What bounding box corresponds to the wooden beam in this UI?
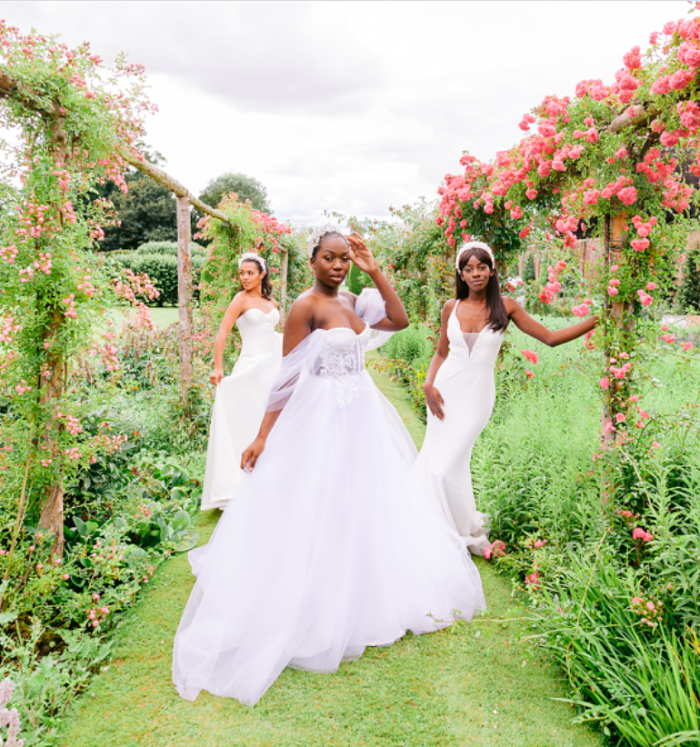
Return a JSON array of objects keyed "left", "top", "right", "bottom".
[{"left": 122, "top": 153, "right": 230, "bottom": 224}]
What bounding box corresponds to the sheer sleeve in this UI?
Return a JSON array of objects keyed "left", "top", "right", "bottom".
[
  {"left": 355, "top": 288, "right": 387, "bottom": 326},
  {"left": 355, "top": 288, "right": 394, "bottom": 351},
  {"left": 266, "top": 331, "right": 323, "bottom": 412}
]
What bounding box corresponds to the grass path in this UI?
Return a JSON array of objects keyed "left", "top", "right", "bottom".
[{"left": 59, "top": 367, "right": 602, "bottom": 747}]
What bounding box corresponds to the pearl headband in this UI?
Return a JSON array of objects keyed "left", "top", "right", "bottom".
[
  {"left": 455, "top": 241, "right": 495, "bottom": 270},
  {"left": 238, "top": 251, "right": 266, "bottom": 273},
  {"left": 307, "top": 223, "right": 346, "bottom": 257}
]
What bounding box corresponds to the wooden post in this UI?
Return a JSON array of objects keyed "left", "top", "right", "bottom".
[
  {"left": 280, "top": 248, "right": 289, "bottom": 324},
  {"left": 600, "top": 212, "right": 628, "bottom": 448},
  {"left": 37, "top": 116, "right": 69, "bottom": 555},
  {"left": 177, "top": 195, "right": 193, "bottom": 400}
]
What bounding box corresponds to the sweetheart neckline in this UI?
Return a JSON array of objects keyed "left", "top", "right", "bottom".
[{"left": 240, "top": 307, "right": 278, "bottom": 319}]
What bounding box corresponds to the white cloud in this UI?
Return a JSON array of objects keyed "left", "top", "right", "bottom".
[{"left": 0, "top": 0, "right": 692, "bottom": 224}]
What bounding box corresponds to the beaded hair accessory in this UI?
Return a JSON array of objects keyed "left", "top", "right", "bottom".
[
  {"left": 238, "top": 251, "right": 266, "bottom": 273},
  {"left": 455, "top": 241, "right": 495, "bottom": 270},
  {"left": 307, "top": 223, "right": 346, "bottom": 257}
]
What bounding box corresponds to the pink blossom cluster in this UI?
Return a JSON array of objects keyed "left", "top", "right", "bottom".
[
  {"left": 632, "top": 527, "right": 654, "bottom": 542},
  {"left": 63, "top": 446, "right": 81, "bottom": 461},
  {"left": 526, "top": 570, "right": 541, "bottom": 589},
  {"left": 0, "top": 316, "right": 20, "bottom": 344},
  {"left": 637, "top": 289, "right": 653, "bottom": 306},
  {"left": 521, "top": 349, "right": 539, "bottom": 365},
  {"left": 63, "top": 293, "right": 78, "bottom": 320},
  {"left": 52, "top": 167, "right": 71, "bottom": 191},
  {"left": 630, "top": 595, "right": 662, "bottom": 628},
  {"left": 14, "top": 380, "right": 31, "bottom": 395},
  {"left": 572, "top": 299, "right": 593, "bottom": 317},
  {"left": 76, "top": 266, "right": 95, "bottom": 297},
  {"left": 539, "top": 262, "right": 565, "bottom": 305},
  {"left": 0, "top": 243, "right": 18, "bottom": 264},
  {"left": 483, "top": 539, "right": 506, "bottom": 561},
  {"left": 87, "top": 603, "right": 110, "bottom": 628}
]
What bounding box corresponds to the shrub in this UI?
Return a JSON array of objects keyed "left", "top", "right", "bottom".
[
  {"left": 679, "top": 245, "right": 700, "bottom": 314},
  {"left": 347, "top": 262, "right": 374, "bottom": 295},
  {"left": 135, "top": 241, "right": 204, "bottom": 256}
]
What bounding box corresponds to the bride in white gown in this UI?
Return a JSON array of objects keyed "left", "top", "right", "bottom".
[
  {"left": 416, "top": 241, "right": 598, "bottom": 554},
  {"left": 200, "top": 252, "right": 282, "bottom": 511},
  {"left": 173, "top": 227, "right": 486, "bottom": 706}
]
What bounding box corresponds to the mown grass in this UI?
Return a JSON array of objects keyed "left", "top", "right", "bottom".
[{"left": 59, "top": 365, "right": 602, "bottom": 747}]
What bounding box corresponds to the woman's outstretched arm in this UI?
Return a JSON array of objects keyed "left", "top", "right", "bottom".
[
  {"left": 504, "top": 297, "right": 598, "bottom": 347},
  {"left": 211, "top": 295, "right": 245, "bottom": 385},
  {"left": 347, "top": 235, "right": 409, "bottom": 331},
  {"left": 423, "top": 300, "right": 456, "bottom": 421}
]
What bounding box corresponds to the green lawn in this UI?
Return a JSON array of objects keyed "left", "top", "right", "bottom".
[{"left": 58, "top": 367, "right": 602, "bottom": 747}]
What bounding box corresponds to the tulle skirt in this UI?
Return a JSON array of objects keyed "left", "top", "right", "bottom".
[{"left": 172, "top": 369, "right": 485, "bottom": 706}]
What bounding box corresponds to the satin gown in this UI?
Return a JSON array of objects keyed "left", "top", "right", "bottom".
[
  {"left": 200, "top": 307, "right": 282, "bottom": 511},
  {"left": 411, "top": 300, "right": 505, "bottom": 555},
  {"left": 173, "top": 290, "right": 486, "bottom": 705}
]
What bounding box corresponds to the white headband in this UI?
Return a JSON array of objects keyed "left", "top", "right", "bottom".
[
  {"left": 307, "top": 223, "right": 346, "bottom": 257},
  {"left": 455, "top": 241, "right": 495, "bottom": 270},
  {"left": 238, "top": 251, "right": 266, "bottom": 273}
]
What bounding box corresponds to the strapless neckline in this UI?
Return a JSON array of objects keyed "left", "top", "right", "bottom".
[{"left": 242, "top": 307, "right": 277, "bottom": 318}]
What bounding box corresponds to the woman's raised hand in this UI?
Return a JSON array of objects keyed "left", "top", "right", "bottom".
[
  {"left": 347, "top": 233, "right": 379, "bottom": 275},
  {"left": 210, "top": 367, "right": 224, "bottom": 386},
  {"left": 424, "top": 383, "right": 445, "bottom": 421}
]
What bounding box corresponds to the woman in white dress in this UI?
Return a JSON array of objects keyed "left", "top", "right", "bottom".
[
  {"left": 416, "top": 241, "right": 598, "bottom": 554},
  {"left": 173, "top": 226, "right": 486, "bottom": 706},
  {"left": 200, "top": 252, "right": 282, "bottom": 511}
]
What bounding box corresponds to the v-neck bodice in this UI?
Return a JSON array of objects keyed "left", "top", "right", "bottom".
[{"left": 447, "top": 301, "right": 504, "bottom": 365}]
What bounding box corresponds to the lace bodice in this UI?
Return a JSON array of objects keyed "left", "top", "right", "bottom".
[{"left": 266, "top": 289, "right": 390, "bottom": 412}]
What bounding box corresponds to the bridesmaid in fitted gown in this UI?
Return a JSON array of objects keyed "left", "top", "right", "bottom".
[
  {"left": 414, "top": 241, "right": 598, "bottom": 554},
  {"left": 201, "top": 252, "right": 282, "bottom": 511}
]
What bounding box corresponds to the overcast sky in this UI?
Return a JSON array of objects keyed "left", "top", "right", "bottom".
[{"left": 2, "top": 1, "right": 692, "bottom": 225}]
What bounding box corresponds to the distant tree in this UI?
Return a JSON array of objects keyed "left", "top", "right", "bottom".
[
  {"left": 679, "top": 245, "right": 700, "bottom": 313},
  {"left": 99, "top": 147, "right": 177, "bottom": 252},
  {"left": 198, "top": 172, "right": 270, "bottom": 213},
  {"left": 523, "top": 253, "right": 536, "bottom": 282}
]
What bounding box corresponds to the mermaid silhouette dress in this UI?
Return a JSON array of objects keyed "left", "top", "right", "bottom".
[
  {"left": 201, "top": 307, "right": 282, "bottom": 511},
  {"left": 173, "top": 290, "right": 486, "bottom": 705},
  {"left": 412, "top": 299, "right": 505, "bottom": 555}
]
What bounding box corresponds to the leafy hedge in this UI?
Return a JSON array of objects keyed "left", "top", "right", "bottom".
[
  {"left": 110, "top": 252, "right": 206, "bottom": 306},
  {"left": 135, "top": 241, "right": 205, "bottom": 256}
]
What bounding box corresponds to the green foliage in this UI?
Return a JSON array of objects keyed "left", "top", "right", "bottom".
[
  {"left": 134, "top": 240, "right": 204, "bottom": 256},
  {"left": 346, "top": 261, "right": 374, "bottom": 295},
  {"left": 198, "top": 172, "right": 270, "bottom": 214},
  {"left": 374, "top": 324, "right": 434, "bottom": 420},
  {"left": 523, "top": 254, "right": 536, "bottom": 283},
  {"left": 99, "top": 170, "right": 178, "bottom": 253},
  {"left": 679, "top": 244, "right": 700, "bottom": 313}
]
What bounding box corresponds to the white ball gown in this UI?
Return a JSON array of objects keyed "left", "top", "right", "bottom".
[
  {"left": 411, "top": 300, "right": 505, "bottom": 555},
  {"left": 200, "top": 307, "right": 282, "bottom": 511},
  {"left": 173, "top": 290, "right": 486, "bottom": 706}
]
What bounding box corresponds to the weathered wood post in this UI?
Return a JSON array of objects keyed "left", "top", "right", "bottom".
[
  {"left": 37, "top": 113, "right": 70, "bottom": 554},
  {"left": 600, "top": 212, "right": 628, "bottom": 447},
  {"left": 176, "top": 195, "right": 193, "bottom": 400},
  {"left": 280, "top": 248, "right": 290, "bottom": 324}
]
